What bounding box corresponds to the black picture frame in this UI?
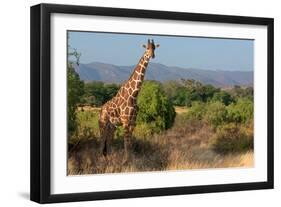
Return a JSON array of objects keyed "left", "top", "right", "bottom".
[{"left": 30, "top": 3, "right": 274, "bottom": 204}]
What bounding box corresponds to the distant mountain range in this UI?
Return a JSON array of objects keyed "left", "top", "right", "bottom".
[{"left": 74, "top": 62, "right": 253, "bottom": 87}]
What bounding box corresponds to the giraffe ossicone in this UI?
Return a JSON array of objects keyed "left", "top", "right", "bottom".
[{"left": 98, "top": 39, "right": 160, "bottom": 160}]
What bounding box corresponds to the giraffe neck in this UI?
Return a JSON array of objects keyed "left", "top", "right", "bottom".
[{"left": 125, "top": 51, "right": 151, "bottom": 97}]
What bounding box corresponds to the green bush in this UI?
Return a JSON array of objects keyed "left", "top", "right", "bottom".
[
  {"left": 133, "top": 123, "right": 159, "bottom": 139},
  {"left": 185, "top": 98, "right": 254, "bottom": 129},
  {"left": 137, "top": 81, "right": 176, "bottom": 131},
  {"left": 205, "top": 101, "right": 228, "bottom": 129},
  {"left": 69, "top": 110, "right": 100, "bottom": 145},
  {"left": 211, "top": 123, "right": 253, "bottom": 154},
  {"left": 227, "top": 98, "right": 253, "bottom": 123},
  {"left": 115, "top": 122, "right": 159, "bottom": 140},
  {"left": 185, "top": 101, "right": 206, "bottom": 121}
]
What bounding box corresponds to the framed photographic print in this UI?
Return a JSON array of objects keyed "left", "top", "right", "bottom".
[{"left": 30, "top": 3, "right": 274, "bottom": 203}]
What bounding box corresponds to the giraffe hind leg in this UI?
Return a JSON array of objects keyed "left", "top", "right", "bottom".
[
  {"left": 99, "top": 120, "right": 107, "bottom": 156},
  {"left": 102, "top": 139, "right": 107, "bottom": 156},
  {"left": 100, "top": 122, "right": 115, "bottom": 156},
  {"left": 105, "top": 125, "right": 115, "bottom": 155}
]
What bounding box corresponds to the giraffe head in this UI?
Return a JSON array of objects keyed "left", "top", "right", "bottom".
[{"left": 142, "top": 39, "right": 160, "bottom": 59}]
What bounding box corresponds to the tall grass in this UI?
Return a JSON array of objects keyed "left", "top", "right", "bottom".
[
  {"left": 69, "top": 109, "right": 100, "bottom": 146},
  {"left": 68, "top": 107, "right": 253, "bottom": 175}
]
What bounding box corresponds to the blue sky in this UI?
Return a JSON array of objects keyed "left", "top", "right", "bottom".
[{"left": 68, "top": 31, "right": 253, "bottom": 71}]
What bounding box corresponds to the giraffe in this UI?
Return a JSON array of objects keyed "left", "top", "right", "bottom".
[{"left": 98, "top": 39, "right": 160, "bottom": 161}]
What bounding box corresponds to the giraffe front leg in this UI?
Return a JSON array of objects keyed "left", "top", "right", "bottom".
[
  {"left": 123, "top": 125, "right": 135, "bottom": 163},
  {"left": 123, "top": 127, "right": 132, "bottom": 163}
]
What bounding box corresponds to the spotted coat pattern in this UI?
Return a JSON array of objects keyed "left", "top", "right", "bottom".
[{"left": 98, "top": 40, "right": 159, "bottom": 159}]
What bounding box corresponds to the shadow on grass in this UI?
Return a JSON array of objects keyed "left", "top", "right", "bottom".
[{"left": 67, "top": 136, "right": 169, "bottom": 175}]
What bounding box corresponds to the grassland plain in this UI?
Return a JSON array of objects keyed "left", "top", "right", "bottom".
[{"left": 67, "top": 106, "right": 253, "bottom": 175}]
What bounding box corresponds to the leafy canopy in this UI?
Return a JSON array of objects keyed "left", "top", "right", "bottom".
[{"left": 137, "top": 81, "right": 176, "bottom": 131}]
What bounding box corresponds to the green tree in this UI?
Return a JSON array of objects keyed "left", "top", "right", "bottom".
[
  {"left": 181, "top": 79, "right": 203, "bottom": 102},
  {"left": 162, "top": 80, "right": 181, "bottom": 99},
  {"left": 163, "top": 79, "right": 221, "bottom": 106},
  {"left": 212, "top": 91, "right": 235, "bottom": 106},
  {"left": 230, "top": 85, "right": 253, "bottom": 100},
  {"left": 244, "top": 87, "right": 254, "bottom": 99},
  {"left": 83, "top": 81, "right": 119, "bottom": 106},
  {"left": 163, "top": 81, "right": 191, "bottom": 106},
  {"left": 137, "top": 81, "right": 176, "bottom": 131},
  {"left": 67, "top": 42, "right": 84, "bottom": 135},
  {"left": 173, "top": 87, "right": 192, "bottom": 106},
  {"left": 180, "top": 79, "right": 221, "bottom": 104},
  {"left": 201, "top": 84, "right": 220, "bottom": 102}
]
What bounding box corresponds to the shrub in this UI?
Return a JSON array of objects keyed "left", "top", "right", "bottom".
[
  {"left": 115, "top": 122, "right": 160, "bottom": 140},
  {"left": 69, "top": 110, "right": 100, "bottom": 145},
  {"left": 205, "top": 101, "right": 228, "bottom": 129},
  {"left": 212, "top": 91, "right": 235, "bottom": 106},
  {"left": 211, "top": 123, "right": 253, "bottom": 154},
  {"left": 137, "top": 81, "right": 176, "bottom": 131},
  {"left": 185, "top": 101, "right": 206, "bottom": 121},
  {"left": 227, "top": 98, "right": 253, "bottom": 123},
  {"left": 133, "top": 123, "right": 159, "bottom": 139}
]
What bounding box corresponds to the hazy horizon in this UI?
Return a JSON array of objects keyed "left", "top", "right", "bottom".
[
  {"left": 79, "top": 61, "right": 253, "bottom": 72},
  {"left": 68, "top": 31, "right": 254, "bottom": 72}
]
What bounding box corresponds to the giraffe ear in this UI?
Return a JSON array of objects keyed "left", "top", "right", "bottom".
[
  {"left": 156, "top": 44, "right": 160, "bottom": 48},
  {"left": 142, "top": 44, "right": 147, "bottom": 48}
]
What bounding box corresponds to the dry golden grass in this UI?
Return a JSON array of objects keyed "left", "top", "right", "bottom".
[
  {"left": 166, "top": 150, "right": 253, "bottom": 170},
  {"left": 77, "top": 105, "right": 101, "bottom": 112},
  {"left": 175, "top": 106, "right": 189, "bottom": 114},
  {"left": 68, "top": 113, "right": 254, "bottom": 175}
]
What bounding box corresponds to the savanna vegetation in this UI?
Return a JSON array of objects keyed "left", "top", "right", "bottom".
[
  {"left": 67, "top": 76, "right": 254, "bottom": 174},
  {"left": 67, "top": 48, "right": 254, "bottom": 175}
]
